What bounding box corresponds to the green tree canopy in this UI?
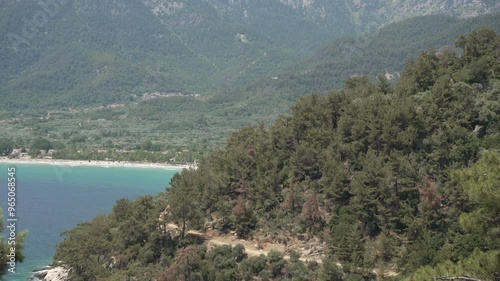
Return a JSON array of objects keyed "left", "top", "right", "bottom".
[
  {"left": 454, "top": 150, "right": 500, "bottom": 250},
  {"left": 0, "top": 138, "right": 13, "bottom": 156},
  {"left": 0, "top": 209, "right": 27, "bottom": 277},
  {"left": 31, "top": 137, "right": 53, "bottom": 151}
]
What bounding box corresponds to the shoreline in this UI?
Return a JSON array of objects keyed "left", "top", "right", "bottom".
[{"left": 0, "top": 157, "right": 190, "bottom": 170}]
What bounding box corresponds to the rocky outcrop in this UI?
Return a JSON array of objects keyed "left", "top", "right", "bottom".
[{"left": 31, "top": 266, "right": 70, "bottom": 281}]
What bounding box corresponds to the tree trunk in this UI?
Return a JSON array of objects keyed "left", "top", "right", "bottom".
[{"left": 181, "top": 220, "right": 186, "bottom": 239}]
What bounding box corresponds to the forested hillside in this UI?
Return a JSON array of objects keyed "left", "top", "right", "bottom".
[
  {"left": 1, "top": 0, "right": 499, "bottom": 114},
  {"left": 249, "top": 14, "right": 500, "bottom": 100},
  {"left": 2, "top": 14, "right": 500, "bottom": 162},
  {"left": 54, "top": 29, "right": 500, "bottom": 280}
]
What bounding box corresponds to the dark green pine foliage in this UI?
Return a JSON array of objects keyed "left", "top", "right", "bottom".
[
  {"left": 0, "top": 138, "right": 14, "bottom": 156},
  {"left": 166, "top": 28, "right": 500, "bottom": 276},
  {"left": 53, "top": 29, "right": 500, "bottom": 280},
  {"left": 0, "top": 210, "right": 27, "bottom": 277}
]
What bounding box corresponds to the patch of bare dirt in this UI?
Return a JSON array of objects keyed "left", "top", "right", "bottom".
[
  {"left": 167, "top": 224, "right": 398, "bottom": 276},
  {"left": 188, "top": 229, "right": 324, "bottom": 264}
]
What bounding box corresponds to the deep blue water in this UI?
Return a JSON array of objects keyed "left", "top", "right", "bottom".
[{"left": 0, "top": 163, "right": 180, "bottom": 281}]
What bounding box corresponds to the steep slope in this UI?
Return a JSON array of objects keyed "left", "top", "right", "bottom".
[
  {"left": 0, "top": 0, "right": 210, "bottom": 111},
  {"left": 52, "top": 28, "right": 500, "bottom": 281},
  {"left": 248, "top": 13, "right": 500, "bottom": 100},
  {"left": 0, "top": 0, "right": 498, "bottom": 113}
]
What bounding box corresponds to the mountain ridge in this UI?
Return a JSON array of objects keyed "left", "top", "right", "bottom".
[
  {"left": 246, "top": 13, "right": 500, "bottom": 101},
  {"left": 1, "top": 0, "right": 499, "bottom": 113}
]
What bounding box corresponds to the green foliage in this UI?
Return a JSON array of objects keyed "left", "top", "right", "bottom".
[
  {"left": 319, "top": 256, "right": 344, "bottom": 281},
  {"left": 0, "top": 209, "right": 27, "bottom": 277},
  {"left": 54, "top": 194, "right": 172, "bottom": 280},
  {"left": 250, "top": 14, "right": 500, "bottom": 100},
  {"left": 55, "top": 214, "right": 115, "bottom": 281},
  {"left": 167, "top": 171, "right": 210, "bottom": 239},
  {"left": 158, "top": 245, "right": 204, "bottom": 281},
  {"left": 164, "top": 28, "right": 500, "bottom": 277},
  {"left": 285, "top": 251, "right": 320, "bottom": 281},
  {"left": 156, "top": 243, "right": 316, "bottom": 281},
  {"left": 268, "top": 250, "right": 286, "bottom": 278},
  {"left": 30, "top": 137, "right": 52, "bottom": 151},
  {"left": 53, "top": 28, "right": 500, "bottom": 280},
  {"left": 404, "top": 249, "right": 500, "bottom": 281},
  {"left": 2, "top": 14, "right": 500, "bottom": 166},
  {"left": 0, "top": 138, "right": 13, "bottom": 156},
  {"left": 2, "top": 0, "right": 409, "bottom": 111},
  {"left": 454, "top": 150, "right": 500, "bottom": 250},
  {"left": 231, "top": 207, "right": 257, "bottom": 239},
  {"left": 240, "top": 254, "right": 268, "bottom": 280}
]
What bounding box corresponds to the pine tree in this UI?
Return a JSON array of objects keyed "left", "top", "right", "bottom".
[
  {"left": 0, "top": 209, "right": 26, "bottom": 277},
  {"left": 301, "top": 190, "right": 322, "bottom": 234},
  {"left": 455, "top": 150, "right": 500, "bottom": 250},
  {"left": 167, "top": 174, "right": 203, "bottom": 239},
  {"left": 231, "top": 177, "right": 257, "bottom": 238}
]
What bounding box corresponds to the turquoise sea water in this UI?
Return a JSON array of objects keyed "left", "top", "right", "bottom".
[{"left": 0, "top": 163, "right": 180, "bottom": 281}]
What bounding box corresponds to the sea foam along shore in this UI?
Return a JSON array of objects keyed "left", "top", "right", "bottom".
[{"left": 0, "top": 157, "right": 190, "bottom": 170}]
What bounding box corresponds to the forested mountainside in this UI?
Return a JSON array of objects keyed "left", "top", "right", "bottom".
[
  {"left": 2, "top": 14, "right": 500, "bottom": 162},
  {"left": 54, "top": 29, "right": 500, "bottom": 281},
  {"left": 1, "top": 0, "right": 499, "bottom": 113},
  {"left": 0, "top": 15, "right": 498, "bottom": 166},
  {"left": 248, "top": 14, "right": 500, "bottom": 100}
]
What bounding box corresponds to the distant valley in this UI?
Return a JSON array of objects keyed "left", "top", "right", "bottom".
[
  {"left": 1, "top": 4, "right": 500, "bottom": 279},
  {"left": 1, "top": 0, "right": 499, "bottom": 113},
  {"left": 0, "top": 1, "right": 499, "bottom": 159}
]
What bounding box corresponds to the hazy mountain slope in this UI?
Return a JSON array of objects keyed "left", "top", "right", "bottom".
[
  {"left": 0, "top": 0, "right": 210, "bottom": 110},
  {"left": 143, "top": 0, "right": 500, "bottom": 54},
  {"left": 49, "top": 28, "right": 500, "bottom": 281},
  {"left": 248, "top": 13, "right": 500, "bottom": 100},
  {"left": 0, "top": 0, "right": 498, "bottom": 113}
]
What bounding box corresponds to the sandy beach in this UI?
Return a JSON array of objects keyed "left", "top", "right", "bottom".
[{"left": 0, "top": 157, "right": 191, "bottom": 170}]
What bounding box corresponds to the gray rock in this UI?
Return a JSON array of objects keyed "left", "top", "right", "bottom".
[{"left": 31, "top": 266, "right": 70, "bottom": 281}]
